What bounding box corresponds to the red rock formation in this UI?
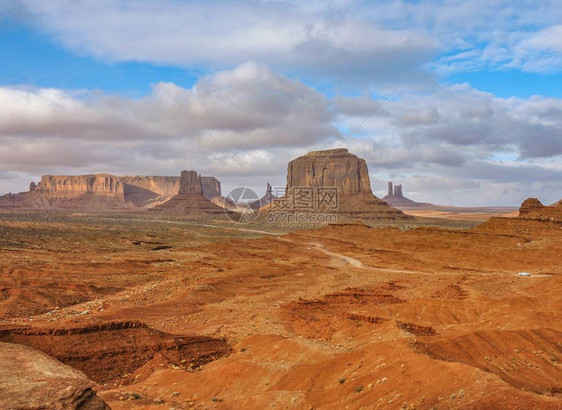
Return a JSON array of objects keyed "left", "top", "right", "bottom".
[
  {"left": 0, "top": 321, "right": 231, "bottom": 385},
  {"left": 518, "top": 197, "right": 561, "bottom": 221},
  {"left": 151, "top": 170, "right": 226, "bottom": 215},
  {"left": 178, "top": 170, "right": 203, "bottom": 195},
  {"left": 382, "top": 181, "right": 430, "bottom": 209},
  {"left": 0, "top": 172, "right": 229, "bottom": 211},
  {"left": 36, "top": 174, "right": 124, "bottom": 196},
  {"left": 0, "top": 174, "right": 129, "bottom": 211},
  {"left": 201, "top": 177, "right": 221, "bottom": 199},
  {"left": 276, "top": 149, "right": 410, "bottom": 220},
  {"left": 519, "top": 198, "right": 544, "bottom": 216},
  {"left": 0, "top": 342, "right": 109, "bottom": 409},
  {"left": 286, "top": 148, "right": 372, "bottom": 196},
  {"left": 249, "top": 182, "right": 277, "bottom": 209}
]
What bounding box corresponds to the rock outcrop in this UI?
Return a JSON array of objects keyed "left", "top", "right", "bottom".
[
  {"left": 179, "top": 170, "right": 203, "bottom": 195},
  {"left": 519, "top": 198, "right": 544, "bottom": 216},
  {"left": 0, "top": 342, "right": 109, "bottom": 410},
  {"left": 381, "top": 181, "right": 432, "bottom": 210},
  {"left": 35, "top": 174, "right": 124, "bottom": 196},
  {"left": 0, "top": 174, "right": 129, "bottom": 211},
  {"left": 151, "top": 170, "right": 226, "bottom": 215},
  {"left": 275, "top": 149, "right": 410, "bottom": 220},
  {"left": 201, "top": 177, "right": 221, "bottom": 199},
  {"left": 476, "top": 197, "right": 562, "bottom": 234},
  {"left": 518, "top": 197, "right": 562, "bottom": 221},
  {"left": 286, "top": 149, "right": 372, "bottom": 196},
  {"left": 250, "top": 182, "right": 277, "bottom": 209},
  {"left": 0, "top": 321, "right": 232, "bottom": 386},
  {"left": 0, "top": 173, "right": 226, "bottom": 211}
]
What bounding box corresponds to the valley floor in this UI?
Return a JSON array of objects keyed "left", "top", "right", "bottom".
[{"left": 0, "top": 212, "right": 560, "bottom": 409}]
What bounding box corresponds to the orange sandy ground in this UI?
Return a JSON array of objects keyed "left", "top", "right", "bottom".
[{"left": 0, "top": 213, "right": 561, "bottom": 409}]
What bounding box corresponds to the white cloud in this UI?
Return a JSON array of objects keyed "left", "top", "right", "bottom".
[
  {"left": 0, "top": 62, "right": 338, "bottom": 143},
  {"left": 3, "top": 0, "right": 562, "bottom": 206},
  {"left": 0, "top": 63, "right": 339, "bottom": 194},
  {"left": 16, "top": 0, "right": 436, "bottom": 86},
  {"left": 335, "top": 82, "right": 562, "bottom": 205}
]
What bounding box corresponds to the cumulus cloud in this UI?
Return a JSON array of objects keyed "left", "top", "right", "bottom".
[
  {"left": 9, "top": 0, "right": 562, "bottom": 80},
  {"left": 14, "top": 0, "right": 436, "bottom": 86},
  {"left": 2, "top": 70, "right": 561, "bottom": 205},
  {"left": 2, "top": 0, "right": 562, "bottom": 209},
  {"left": 0, "top": 62, "right": 338, "bottom": 146},
  {"left": 0, "top": 63, "right": 339, "bottom": 194},
  {"left": 335, "top": 82, "right": 562, "bottom": 205},
  {"left": 374, "top": 84, "right": 562, "bottom": 159}
]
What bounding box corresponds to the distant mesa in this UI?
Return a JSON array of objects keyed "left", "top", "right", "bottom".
[
  {"left": 0, "top": 172, "right": 226, "bottom": 212},
  {"left": 150, "top": 170, "right": 226, "bottom": 215},
  {"left": 274, "top": 148, "right": 410, "bottom": 220},
  {"left": 0, "top": 174, "right": 130, "bottom": 211},
  {"left": 381, "top": 181, "right": 432, "bottom": 210}
]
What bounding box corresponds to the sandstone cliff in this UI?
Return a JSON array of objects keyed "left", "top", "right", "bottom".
[
  {"left": 0, "top": 174, "right": 129, "bottom": 211},
  {"left": 36, "top": 174, "right": 124, "bottom": 196},
  {"left": 201, "top": 176, "right": 221, "bottom": 199},
  {"left": 178, "top": 170, "right": 203, "bottom": 195},
  {"left": 0, "top": 173, "right": 227, "bottom": 211},
  {"left": 277, "top": 149, "right": 410, "bottom": 220},
  {"left": 286, "top": 149, "right": 372, "bottom": 196}
]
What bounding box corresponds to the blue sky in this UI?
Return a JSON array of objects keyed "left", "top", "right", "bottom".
[
  {"left": 3, "top": 18, "right": 562, "bottom": 100},
  {"left": 1, "top": 0, "right": 561, "bottom": 206},
  {"left": 0, "top": 20, "right": 200, "bottom": 96}
]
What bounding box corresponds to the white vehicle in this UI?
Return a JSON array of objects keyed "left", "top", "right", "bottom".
[{"left": 518, "top": 271, "right": 531, "bottom": 276}]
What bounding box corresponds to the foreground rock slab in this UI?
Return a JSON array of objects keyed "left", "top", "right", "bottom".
[{"left": 0, "top": 342, "right": 109, "bottom": 410}]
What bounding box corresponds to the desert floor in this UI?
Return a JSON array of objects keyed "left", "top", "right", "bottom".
[{"left": 0, "top": 211, "right": 560, "bottom": 409}]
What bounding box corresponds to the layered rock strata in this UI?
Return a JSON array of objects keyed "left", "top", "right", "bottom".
[
  {"left": 0, "top": 342, "right": 109, "bottom": 410},
  {"left": 0, "top": 173, "right": 225, "bottom": 211},
  {"left": 277, "top": 149, "right": 410, "bottom": 220}
]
